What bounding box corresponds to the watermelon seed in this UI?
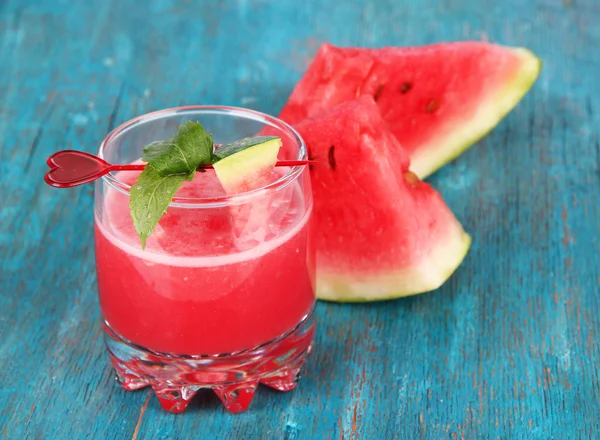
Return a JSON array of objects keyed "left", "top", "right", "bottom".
[
  {"left": 308, "top": 152, "right": 314, "bottom": 171},
  {"left": 373, "top": 85, "right": 384, "bottom": 101},
  {"left": 425, "top": 99, "right": 439, "bottom": 113},
  {"left": 403, "top": 171, "right": 420, "bottom": 186},
  {"left": 399, "top": 82, "right": 413, "bottom": 94},
  {"left": 328, "top": 146, "right": 336, "bottom": 170}
]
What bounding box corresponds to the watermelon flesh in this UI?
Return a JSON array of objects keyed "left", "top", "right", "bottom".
[
  {"left": 294, "top": 95, "right": 471, "bottom": 301},
  {"left": 280, "top": 42, "right": 541, "bottom": 178},
  {"left": 278, "top": 47, "right": 375, "bottom": 126}
]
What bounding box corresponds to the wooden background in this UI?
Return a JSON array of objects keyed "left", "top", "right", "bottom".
[{"left": 1, "top": 0, "right": 598, "bottom": 438}]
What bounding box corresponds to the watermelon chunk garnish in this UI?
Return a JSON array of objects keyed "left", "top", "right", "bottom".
[
  {"left": 213, "top": 137, "right": 284, "bottom": 245},
  {"left": 213, "top": 136, "right": 282, "bottom": 194},
  {"left": 280, "top": 42, "right": 541, "bottom": 178},
  {"left": 294, "top": 96, "right": 471, "bottom": 302}
]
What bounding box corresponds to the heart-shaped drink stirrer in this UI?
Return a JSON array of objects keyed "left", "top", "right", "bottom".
[{"left": 44, "top": 150, "right": 311, "bottom": 188}]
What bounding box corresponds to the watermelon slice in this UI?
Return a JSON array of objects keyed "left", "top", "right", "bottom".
[
  {"left": 294, "top": 95, "right": 471, "bottom": 301},
  {"left": 280, "top": 42, "right": 541, "bottom": 178}
]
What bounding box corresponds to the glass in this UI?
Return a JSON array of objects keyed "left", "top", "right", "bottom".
[{"left": 94, "top": 106, "right": 316, "bottom": 413}]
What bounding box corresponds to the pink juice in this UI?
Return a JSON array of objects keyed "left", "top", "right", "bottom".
[{"left": 95, "top": 169, "right": 315, "bottom": 355}]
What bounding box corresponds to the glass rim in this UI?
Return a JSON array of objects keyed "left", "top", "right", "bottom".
[{"left": 97, "top": 105, "right": 307, "bottom": 208}]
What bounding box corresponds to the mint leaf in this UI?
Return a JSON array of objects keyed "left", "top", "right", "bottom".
[
  {"left": 142, "top": 140, "right": 174, "bottom": 162},
  {"left": 130, "top": 121, "right": 214, "bottom": 248},
  {"left": 143, "top": 121, "right": 213, "bottom": 176},
  {"left": 129, "top": 166, "right": 192, "bottom": 249}
]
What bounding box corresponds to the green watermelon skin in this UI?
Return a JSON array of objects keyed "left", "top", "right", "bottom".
[
  {"left": 280, "top": 42, "right": 541, "bottom": 179},
  {"left": 294, "top": 95, "right": 471, "bottom": 302}
]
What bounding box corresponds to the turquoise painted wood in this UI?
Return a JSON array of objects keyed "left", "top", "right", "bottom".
[{"left": 1, "top": 0, "right": 598, "bottom": 438}]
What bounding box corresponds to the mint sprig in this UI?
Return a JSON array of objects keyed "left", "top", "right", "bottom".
[
  {"left": 142, "top": 121, "right": 213, "bottom": 176},
  {"left": 129, "top": 121, "right": 213, "bottom": 249},
  {"left": 129, "top": 168, "right": 191, "bottom": 249}
]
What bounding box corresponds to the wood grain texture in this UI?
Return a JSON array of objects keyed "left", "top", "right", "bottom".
[{"left": 1, "top": 0, "right": 598, "bottom": 438}]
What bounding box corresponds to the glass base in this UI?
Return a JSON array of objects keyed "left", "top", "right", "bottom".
[{"left": 103, "top": 310, "right": 315, "bottom": 413}]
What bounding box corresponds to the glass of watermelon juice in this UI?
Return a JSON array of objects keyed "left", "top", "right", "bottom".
[{"left": 94, "top": 106, "right": 316, "bottom": 413}]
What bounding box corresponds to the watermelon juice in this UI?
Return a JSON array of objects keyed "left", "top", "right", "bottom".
[
  {"left": 93, "top": 106, "right": 315, "bottom": 413},
  {"left": 95, "top": 169, "right": 315, "bottom": 355}
]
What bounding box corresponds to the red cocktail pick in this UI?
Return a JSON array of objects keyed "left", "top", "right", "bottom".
[{"left": 44, "top": 150, "right": 312, "bottom": 188}]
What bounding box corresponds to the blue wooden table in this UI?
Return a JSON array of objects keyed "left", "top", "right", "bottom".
[{"left": 1, "top": 0, "right": 598, "bottom": 438}]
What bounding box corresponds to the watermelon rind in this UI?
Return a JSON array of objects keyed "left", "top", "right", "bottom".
[
  {"left": 411, "top": 48, "right": 542, "bottom": 178},
  {"left": 317, "top": 221, "right": 472, "bottom": 302},
  {"left": 213, "top": 136, "right": 280, "bottom": 162}
]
